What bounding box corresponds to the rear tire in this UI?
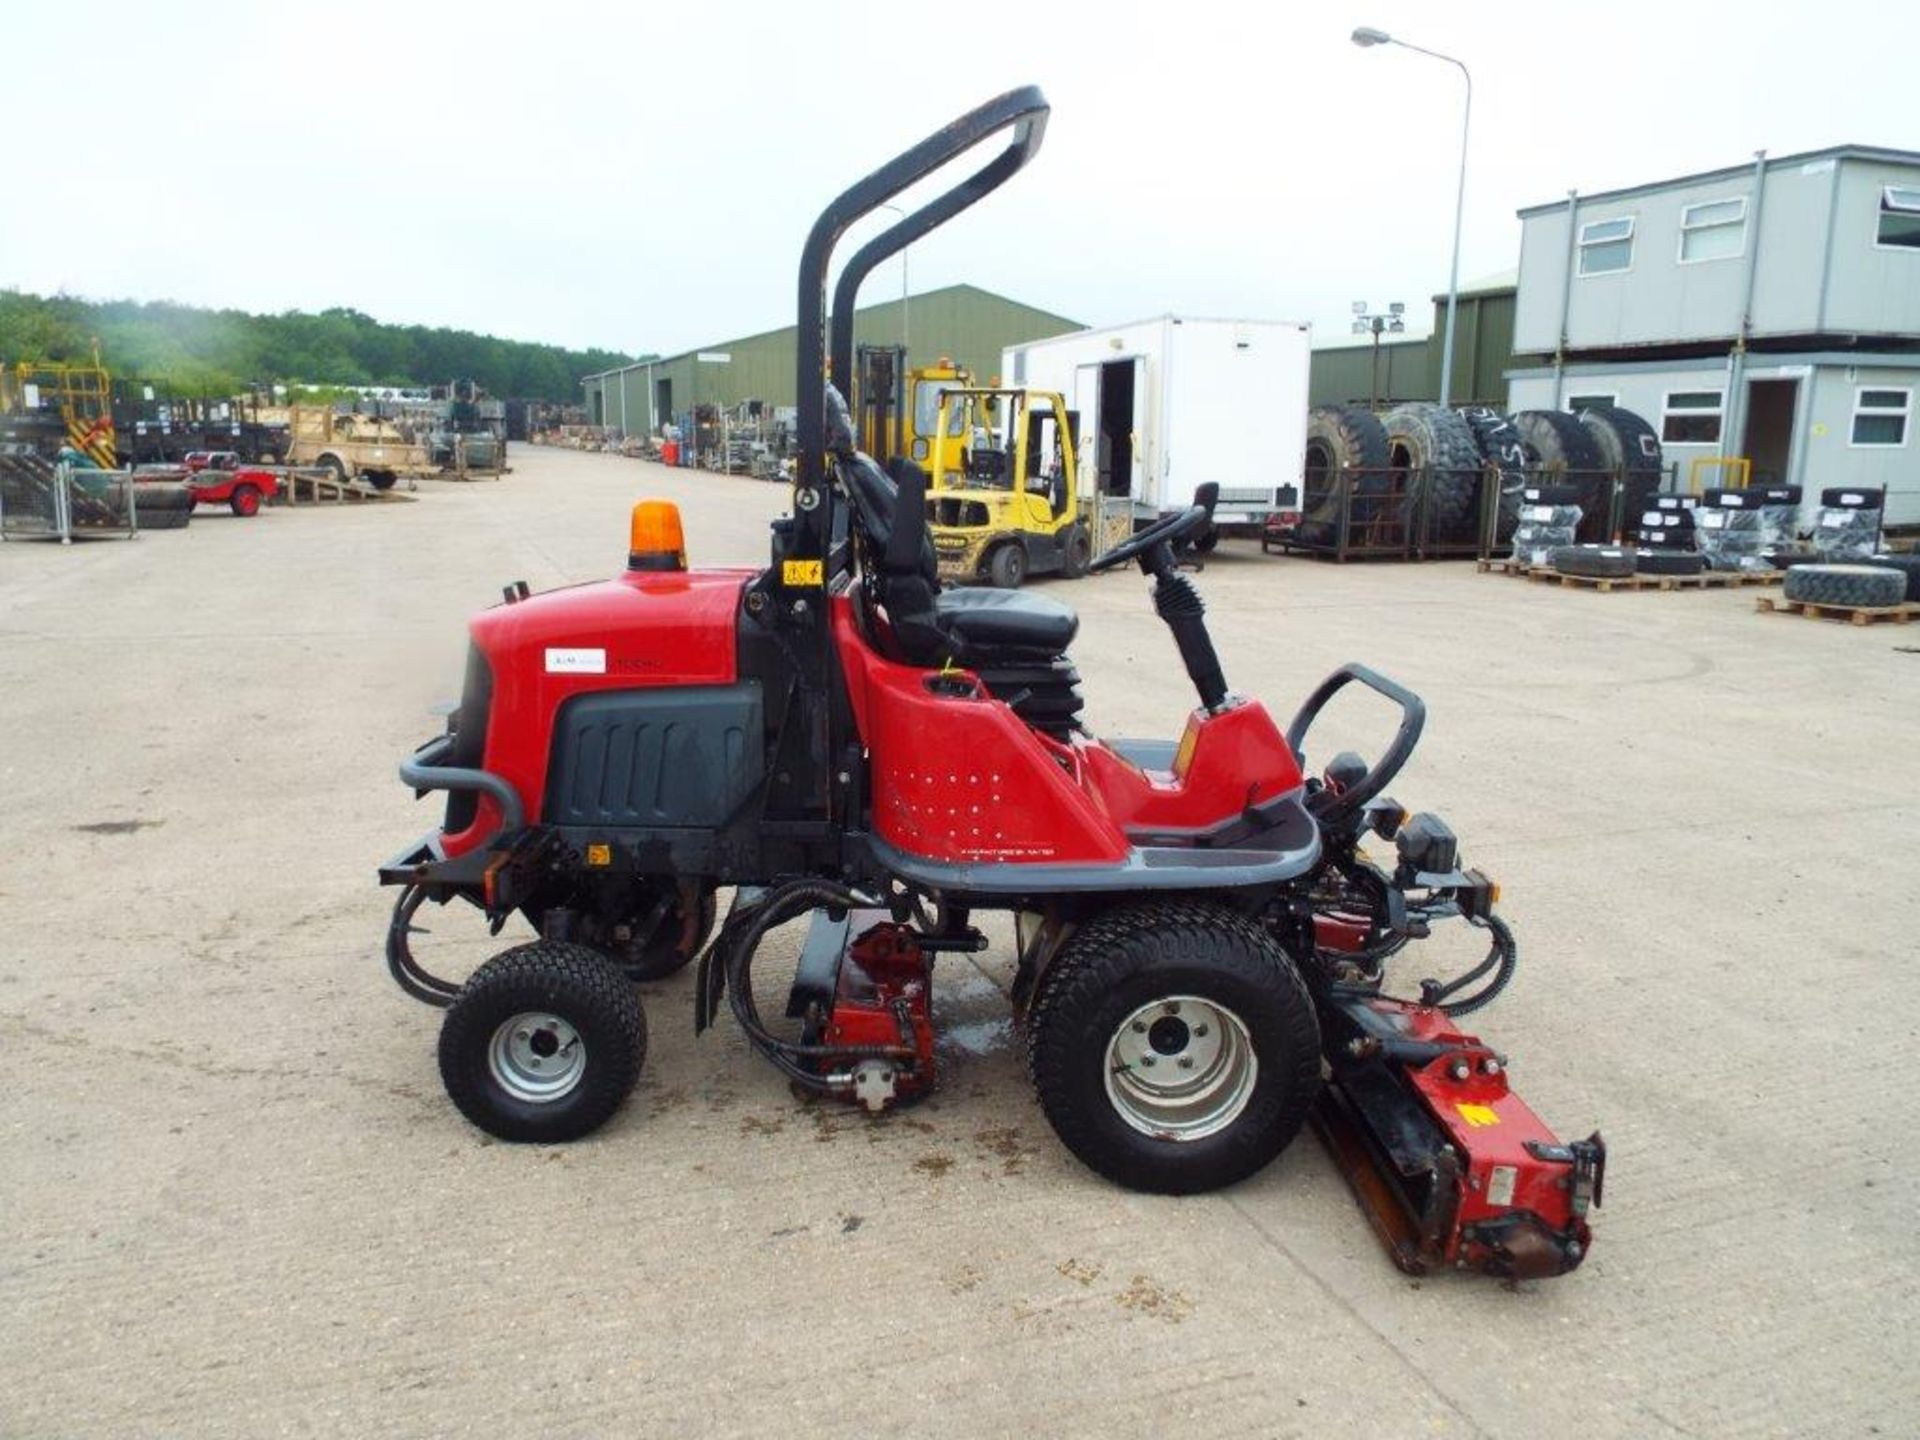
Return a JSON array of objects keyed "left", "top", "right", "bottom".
[
  {"left": 438, "top": 941, "right": 645, "bottom": 1143},
  {"left": 988, "top": 542, "right": 1027, "bottom": 589},
  {"left": 1027, "top": 901, "right": 1321, "bottom": 1194},
  {"left": 230, "top": 483, "right": 262, "bottom": 517}
]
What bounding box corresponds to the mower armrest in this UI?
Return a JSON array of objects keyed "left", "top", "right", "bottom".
[{"left": 398, "top": 734, "right": 524, "bottom": 833}]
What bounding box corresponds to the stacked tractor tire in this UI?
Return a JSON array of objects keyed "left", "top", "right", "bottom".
[{"left": 1297, "top": 401, "right": 1664, "bottom": 554}]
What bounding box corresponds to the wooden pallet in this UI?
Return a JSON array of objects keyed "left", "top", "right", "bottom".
[
  {"left": 1756, "top": 595, "right": 1920, "bottom": 626},
  {"left": 1475, "top": 558, "right": 1532, "bottom": 577},
  {"left": 1523, "top": 568, "right": 1655, "bottom": 593}
]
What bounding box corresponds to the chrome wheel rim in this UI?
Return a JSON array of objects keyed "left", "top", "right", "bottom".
[
  {"left": 1104, "top": 995, "right": 1257, "bottom": 1141},
  {"left": 488, "top": 1011, "right": 585, "bottom": 1103}
]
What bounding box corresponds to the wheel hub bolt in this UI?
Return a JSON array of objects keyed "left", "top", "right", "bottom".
[
  {"left": 1178, "top": 1056, "right": 1194, "bottom": 1070},
  {"left": 1449, "top": 1060, "right": 1470, "bottom": 1081},
  {"left": 1141, "top": 1056, "right": 1156, "bottom": 1067},
  {"left": 1132, "top": 1021, "right": 1147, "bottom": 1034},
  {"left": 1194, "top": 1024, "right": 1209, "bottom": 1038}
]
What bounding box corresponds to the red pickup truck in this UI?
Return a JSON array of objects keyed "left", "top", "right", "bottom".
[{"left": 183, "top": 452, "right": 279, "bottom": 516}]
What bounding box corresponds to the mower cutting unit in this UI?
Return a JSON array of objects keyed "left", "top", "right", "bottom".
[{"left": 377, "top": 88, "right": 1602, "bottom": 1281}]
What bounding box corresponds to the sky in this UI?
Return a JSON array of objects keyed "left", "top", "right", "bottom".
[{"left": 5, "top": 0, "right": 1916, "bottom": 360}]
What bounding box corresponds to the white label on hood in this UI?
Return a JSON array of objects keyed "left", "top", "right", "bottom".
[{"left": 545, "top": 648, "right": 606, "bottom": 674}]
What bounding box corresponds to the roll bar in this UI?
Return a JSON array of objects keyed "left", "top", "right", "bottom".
[{"left": 791, "top": 86, "right": 1049, "bottom": 555}]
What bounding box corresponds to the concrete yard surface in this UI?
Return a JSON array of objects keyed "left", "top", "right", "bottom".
[{"left": 2, "top": 447, "right": 1916, "bottom": 1438}]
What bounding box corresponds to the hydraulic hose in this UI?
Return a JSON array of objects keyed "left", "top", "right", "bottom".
[
  {"left": 1419, "top": 912, "right": 1518, "bottom": 1018},
  {"left": 713, "top": 879, "right": 917, "bottom": 1092}
]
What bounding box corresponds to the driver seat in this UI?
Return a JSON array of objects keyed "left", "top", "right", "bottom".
[
  {"left": 827, "top": 385, "right": 1086, "bottom": 735},
  {"left": 832, "top": 446, "right": 1077, "bottom": 665}
]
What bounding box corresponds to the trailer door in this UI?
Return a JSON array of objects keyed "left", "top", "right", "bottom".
[{"left": 1075, "top": 362, "right": 1133, "bottom": 550}]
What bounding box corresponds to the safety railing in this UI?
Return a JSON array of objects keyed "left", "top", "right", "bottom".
[{"left": 0, "top": 456, "right": 139, "bottom": 543}]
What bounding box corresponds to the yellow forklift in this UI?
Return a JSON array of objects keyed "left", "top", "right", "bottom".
[
  {"left": 854, "top": 346, "right": 972, "bottom": 479},
  {"left": 927, "top": 386, "right": 1091, "bottom": 587}
]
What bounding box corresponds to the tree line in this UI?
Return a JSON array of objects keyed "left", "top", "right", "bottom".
[{"left": 0, "top": 290, "right": 639, "bottom": 403}]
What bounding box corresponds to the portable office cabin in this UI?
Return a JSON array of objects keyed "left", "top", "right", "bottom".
[
  {"left": 1508, "top": 145, "right": 1920, "bottom": 524},
  {"left": 1003, "top": 316, "right": 1311, "bottom": 527}
]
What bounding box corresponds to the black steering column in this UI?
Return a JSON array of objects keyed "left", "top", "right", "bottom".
[{"left": 1090, "top": 484, "right": 1229, "bottom": 713}]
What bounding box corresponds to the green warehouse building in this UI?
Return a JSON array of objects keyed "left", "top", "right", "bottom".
[{"left": 582, "top": 283, "right": 1081, "bottom": 435}]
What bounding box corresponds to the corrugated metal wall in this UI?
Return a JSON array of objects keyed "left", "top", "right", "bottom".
[
  {"left": 1307, "top": 287, "right": 1517, "bottom": 411},
  {"left": 587, "top": 285, "right": 1081, "bottom": 432},
  {"left": 1309, "top": 338, "right": 1432, "bottom": 407},
  {"left": 1425, "top": 287, "right": 1517, "bottom": 405}
]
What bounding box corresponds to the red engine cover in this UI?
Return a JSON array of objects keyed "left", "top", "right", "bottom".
[{"left": 444, "top": 567, "right": 756, "bottom": 856}]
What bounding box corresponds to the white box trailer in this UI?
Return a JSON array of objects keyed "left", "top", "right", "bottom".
[{"left": 1002, "top": 315, "right": 1311, "bottom": 530}]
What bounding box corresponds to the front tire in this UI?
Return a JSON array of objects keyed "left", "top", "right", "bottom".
[
  {"left": 1026, "top": 901, "right": 1321, "bottom": 1194},
  {"left": 988, "top": 542, "right": 1028, "bottom": 589},
  {"left": 230, "top": 483, "right": 262, "bottom": 517},
  {"left": 1061, "top": 523, "right": 1093, "bottom": 578},
  {"left": 438, "top": 941, "right": 646, "bottom": 1143}
]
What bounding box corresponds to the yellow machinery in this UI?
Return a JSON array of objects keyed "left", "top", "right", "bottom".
[
  {"left": 854, "top": 346, "right": 972, "bottom": 480},
  {"left": 927, "top": 386, "right": 1091, "bottom": 588},
  {"left": 3, "top": 360, "right": 117, "bottom": 468},
  {"left": 1688, "top": 456, "right": 1752, "bottom": 492}
]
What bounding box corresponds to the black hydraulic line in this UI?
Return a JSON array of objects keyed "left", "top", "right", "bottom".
[
  {"left": 1421, "top": 913, "right": 1518, "bottom": 1018},
  {"left": 385, "top": 884, "right": 461, "bottom": 1008},
  {"left": 716, "top": 879, "right": 917, "bottom": 1092}
]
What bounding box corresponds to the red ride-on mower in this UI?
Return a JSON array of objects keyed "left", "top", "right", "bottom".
[{"left": 378, "top": 88, "right": 1603, "bottom": 1281}]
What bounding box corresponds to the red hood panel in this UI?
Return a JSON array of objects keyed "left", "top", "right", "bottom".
[{"left": 471, "top": 568, "right": 754, "bottom": 686}]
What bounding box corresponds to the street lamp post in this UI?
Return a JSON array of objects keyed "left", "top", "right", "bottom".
[{"left": 1353, "top": 26, "right": 1471, "bottom": 407}]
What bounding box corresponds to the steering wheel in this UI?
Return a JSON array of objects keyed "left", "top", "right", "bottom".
[{"left": 1088, "top": 503, "right": 1209, "bottom": 573}]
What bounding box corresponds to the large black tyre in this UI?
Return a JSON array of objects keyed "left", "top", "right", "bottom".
[
  {"left": 1577, "top": 405, "right": 1664, "bottom": 531},
  {"left": 1301, "top": 406, "right": 1389, "bottom": 547},
  {"left": 1861, "top": 555, "right": 1920, "bottom": 603},
  {"left": 1514, "top": 411, "right": 1608, "bottom": 540},
  {"left": 1460, "top": 407, "right": 1536, "bottom": 542},
  {"left": 364, "top": 470, "right": 398, "bottom": 492},
  {"left": 1633, "top": 548, "right": 1704, "bottom": 576},
  {"left": 1061, "top": 523, "right": 1093, "bottom": 578},
  {"left": 1380, "top": 402, "right": 1483, "bottom": 543},
  {"left": 1026, "top": 900, "right": 1321, "bottom": 1195},
  {"left": 610, "top": 889, "right": 718, "bottom": 981},
  {"left": 987, "top": 541, "right": 1028, "bottom": 589},
  {"left": 1304, "top": 405, "right": 1388, "bottom": 480},
  {"left": 438, "top": 941, "right": 646, "bottom": 1143},
  {"left": 1550, "top": 544, "right": 1637, "bottom": 579},
  {"left": 1783, "top": 564, "right": 1906, "bottom": 609}
]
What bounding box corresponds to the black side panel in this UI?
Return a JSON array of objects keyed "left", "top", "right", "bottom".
[{"left": 544, "top": 684, "right": 764, "bottom": 828}]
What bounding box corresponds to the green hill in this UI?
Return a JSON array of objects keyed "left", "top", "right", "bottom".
[{"left": 0, "top": 290, "right": 638, "bottom": 403}]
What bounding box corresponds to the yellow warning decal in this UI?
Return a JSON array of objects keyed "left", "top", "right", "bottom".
[
  {"left": 585, "top": 843, "right": 612, "bottom": 867},
  {"left": 1456, "top": 1103, "right": 1501, "bottom": 1128},
  {"left": 783, "top": 559, "right": 824, "bottom": 587}
]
